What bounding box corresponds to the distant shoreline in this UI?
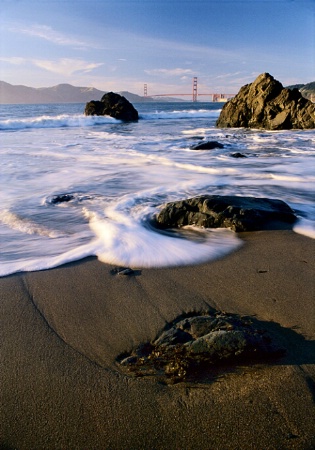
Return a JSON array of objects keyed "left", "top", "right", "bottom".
[{"left": 0, "top": 80, "right": 186, "bottom": 104}]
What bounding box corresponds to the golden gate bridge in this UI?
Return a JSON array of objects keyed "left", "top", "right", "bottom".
[{"left": 143, "top": 77, "right": 235, "bottom": 102}]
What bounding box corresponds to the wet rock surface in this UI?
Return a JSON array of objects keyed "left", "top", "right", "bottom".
[
  {"left": 117, "top": 311, "right": 285, "bottom": 384},
  {"left": 49, "top": 194, "right": 75, "bottom": 204},
  {"left": 216, "top": 73, "right": 315, "bottom": 130},
  {"left": 190, "top": 141, "right": 224, "bottom": 150},
  {"left": 231, "top": 152, "right": 247, "bottom": 158},
  {"left": 154, "top": 195, "right": 297, "bottom": 232},
  {"left": 85, "top": 91, "right": 138, "bottom": 121},
  {"left": 46, "top": 193, "right": 94, "bottom": 205}
]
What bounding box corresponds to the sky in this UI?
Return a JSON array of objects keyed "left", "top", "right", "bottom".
[{"left": 0, "top": 0, "right": 314, "bottom": 97}]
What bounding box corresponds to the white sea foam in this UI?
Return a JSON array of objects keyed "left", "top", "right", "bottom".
[
  {"left": 0, "top": 114, "right": 118, "bottom": 130},
  {"left": 86, "top": 207, "right": 242, "bottom": 268},
  {"left": 181, "top": 127, "right": 212, "bottom": 135},
  {"left": 140, "top": 109, "right": 221, "bottom": 120},
  {"left": 1, "top": 102, "right": 314, "bottom": 277},
  {"left": 293, "top": 218, "right": 315, "bottom": 239},
  {"left": 0, "top": 240, "right": 99, "bottom": 277},
  {"left": 0, "top": 210, "right": 62, "bottom": 238}
]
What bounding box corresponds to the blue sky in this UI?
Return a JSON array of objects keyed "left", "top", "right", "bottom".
[{"left": 1, "top": 0, "right": 314, "bottom": 97}]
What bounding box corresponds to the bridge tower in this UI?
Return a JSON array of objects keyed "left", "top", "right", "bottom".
[
  {"left": 192, "top": 77, "right": 198, "bottom": 102},
  {"left": 144, "top": 84, "right": 148, "bottom": 97}
]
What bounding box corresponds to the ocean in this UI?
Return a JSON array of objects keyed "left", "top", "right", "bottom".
[{"left": 0, "top": 102, "right": 314, "bottom": 277}]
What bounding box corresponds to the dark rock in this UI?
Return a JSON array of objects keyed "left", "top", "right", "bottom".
[
  {"left": 154, "top": 328, "right": 193, "bottom": 347},
  {"left": 84, "top": 100, "right": 104, "bottom": 116},
  {"left": 117, "top": 268, "right": 135, "bottom": 276},
  {"left": 85, "top": 91, "right": 138, "bottom": 121},
  {"left": 190, "top": 141, "right": 224, "bottom": 150},
  {"left": 154, "top": 195, "right": 297, "bottom": 232},
  {"left": 117, "top": 311, "right": 285, "bottom": 383},
  {"left": 120, "top": 355, "right": 138, "bottom": 366},
  {"left": 216, "top": 73, "right": 315, "bottom": 130},
  {"left": 177, "top": 315, "right": 237, "bottom": 338},
  {"left": 231, "top": 152, "right": 247, "bottom": 158},
  {"left": 111, "top": 267, "right": 142, "bottom": 276},
  {"left": 135, "top": 342, "right": 155, "bottom": 357},
  {"left": 49, "top": 194, "right": 74, "bottom": 204}
]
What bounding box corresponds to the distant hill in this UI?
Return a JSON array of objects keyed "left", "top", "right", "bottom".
[
  {"left": 0, "top": 81, "right": 183, "bottom": 104},
  {"left": 286, "top": 81, "right": 315, "bottom": 101},
  {"left": 0, "top": 81, "right": 106, "bottom": 104}
]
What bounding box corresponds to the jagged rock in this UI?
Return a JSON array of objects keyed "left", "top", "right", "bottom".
[
  {"left": 190, "top": 141, "right": 224, "bottom": 150},
  {"left": 85, "top": 91, "right": 138, "bottom": 121},
  {"left": 216, "top": 73, "right": 315, "bottom": 130},
  {"left": 117, "top": 311, "right": 285, "bottom": 383},
  {"left": 154, "top": 195, "right": 297, "bottom": 232}
]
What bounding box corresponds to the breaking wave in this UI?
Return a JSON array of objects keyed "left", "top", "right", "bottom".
[
  {"left": 0, "top": 114, "right": 118, "bottom": 130},
  {"left": 0, "top": 109, "right": 221, "bottom": 131}
]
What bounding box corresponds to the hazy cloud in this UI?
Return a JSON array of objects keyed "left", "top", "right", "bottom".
[
  {"left": 7, "top": 23, "right": 103, "bottom": 50},
  {"left": 144, "top": 68, "right": 194, "bottom": 77},
  {"left": 214, "top": 72, "right": 243, "bottom": 80},
  {"left": 0, "top": 57, "right": 25, "bottom": 65},
  {"left": 0, "top": 55, "right": 104, "bottom": 76},
  {"left": 31, "top": 58, "right": 104, "bottom": 76}
]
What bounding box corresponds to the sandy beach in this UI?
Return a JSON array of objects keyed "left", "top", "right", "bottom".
[{"left": 0, "top": 229, "right": 314, "bottom": 449}]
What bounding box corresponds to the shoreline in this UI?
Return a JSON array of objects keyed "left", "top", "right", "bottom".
[{"left": 1, "top": 230, "right": 314, "bottom": 449}]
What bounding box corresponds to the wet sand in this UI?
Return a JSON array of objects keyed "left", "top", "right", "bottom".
[{"left": 0, "top": 230, "right": 314, "bottom": 449}]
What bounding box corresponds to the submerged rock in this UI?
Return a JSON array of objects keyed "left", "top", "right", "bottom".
[
  {"left": 216, "top": 73, "right": 315, "bottom": 130},
  {"left": 85, "top": 91, "right": 138, "bottom": 121},
  {"left": 231, "top": 152, "right": 247, "bottom": 158},
  {"left": 154, "top": 195, "right": 297, "bottom": 232},
  {"left": 190, "top": 141, "right": 224, "bottom": 150},
  {"left": 49, "top": 194, "right": 74, "bottom": 204},
  {"left": 117, "top": 311, "right": 285, "bottom": 383}
]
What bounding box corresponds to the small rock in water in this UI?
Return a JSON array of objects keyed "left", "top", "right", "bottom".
[
  {"left": 49, "top": 194, "right": 75, "bottom": 204},
  {"left": 85, "top": 91, "right": 138, "bottom": 122},
  {"left": 231, "top": 152, "right": 247, "bottom": 158},
  {"left": 190, "top": 141, "right": 224, "bottom": 150}
]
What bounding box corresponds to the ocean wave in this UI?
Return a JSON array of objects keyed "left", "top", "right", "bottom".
[
  {"left": 0, "top": 210, "right": 63, "bottom": 238},
  {"left": 0, "top": 109, "right": 221, "bottom": 130},
  {"left": 84, "top": 205, "right": 242, "bottom": 268},
  {"left": 293, "top": 218, "right": 315, "bottom": 239},
  {"left": 140, "top": 109, "right": 221, "bottom": 120},
  {"left": 0, "top": 114, "right": 118, "bottom": 130}
]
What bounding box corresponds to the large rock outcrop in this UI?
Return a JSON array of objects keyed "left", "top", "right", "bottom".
[
  {"left": 85, "top": 91, "right": 138, "bottom": 121},
  {"left": 154, "top": 195, "right": 297, "bottom": 232},
  {"left": 216, "top": 73, "right": 315, "bottom": 130}
]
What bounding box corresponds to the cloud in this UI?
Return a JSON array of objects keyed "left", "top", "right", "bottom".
[
  {"left": 0, "top": 57, "right": 25, "bottom": 65},
  {"left": 144, "top": 68, "right": 194, "bottom": 77},
  {"left": 214, "top": 72, "right": 243, "bottom": 80},
  {"left": 0, "top": 56, "right": 103, "bottom": 76},
  {"left": 32, "top": 58, "right": 104, "bottom": 76},
  {"left": 7, "top": 23, "right": 103, "bottom": 50}
]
